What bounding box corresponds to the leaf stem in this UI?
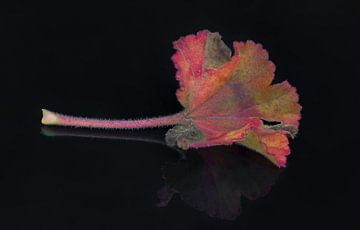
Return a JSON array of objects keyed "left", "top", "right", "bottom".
[{"left": 41, "top": 109, "right": 185, "bottom": 129}]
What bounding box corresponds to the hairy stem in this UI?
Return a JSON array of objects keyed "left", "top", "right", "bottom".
[{"left": 41, "top": 109, "right": 185, "bottom": 129}]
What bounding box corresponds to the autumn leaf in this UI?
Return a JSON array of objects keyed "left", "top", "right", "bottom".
[
  {"left": 165, "top": 30, "right": 301, "bottom": 167},
  {"left": 41, "top": 30, "right": 301, "bottom": 167}
]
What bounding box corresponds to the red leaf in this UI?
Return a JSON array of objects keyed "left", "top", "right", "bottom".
[
  {"left": 41, "top": 30, "right": 302, "bottom": 168},
  {"left": 166, "top": 30, "right": 302, "bottom": 167}
]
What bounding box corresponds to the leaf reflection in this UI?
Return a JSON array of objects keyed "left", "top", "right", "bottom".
[
  {"left": 41, "top": 126, "right": 281, "bottom": 220},
  {"left": 157, "top": 146, "right": 281, "bottom": 220}
]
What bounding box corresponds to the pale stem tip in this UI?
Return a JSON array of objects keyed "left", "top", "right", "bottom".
[{"left": 41, "top": 109, "right": 59, "bottom": 125}]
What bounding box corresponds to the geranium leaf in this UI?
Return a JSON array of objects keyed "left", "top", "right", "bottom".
[
  {"left": 41, "top": 30, "right": 302, "bottom": 167},
  {"left": 167, "top": 30, "right": 302, "bottom": 167}
]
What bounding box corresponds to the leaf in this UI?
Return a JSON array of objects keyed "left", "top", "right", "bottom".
[{"left": 166, "top": 30, "right": 302, "bottom": 167}]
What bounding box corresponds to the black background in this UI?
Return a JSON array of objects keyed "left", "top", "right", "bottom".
[{"left": 1, "top": 0, "right": 359, "bottom": 229}]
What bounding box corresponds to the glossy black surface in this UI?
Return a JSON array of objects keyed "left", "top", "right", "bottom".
[{"left": 1, "top": 0, "right": 358, "bottom": 229}]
